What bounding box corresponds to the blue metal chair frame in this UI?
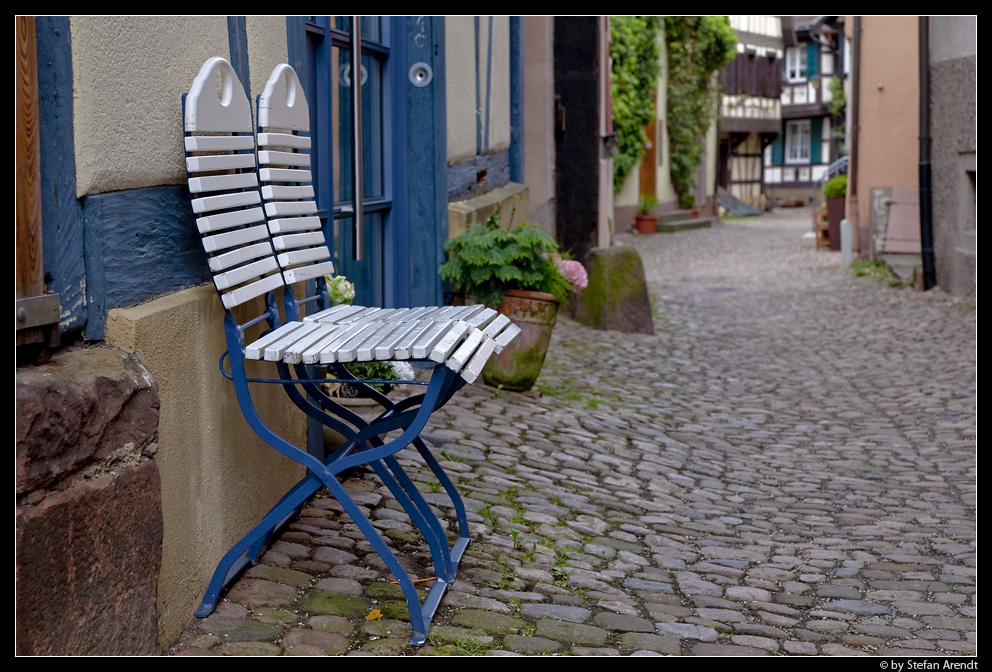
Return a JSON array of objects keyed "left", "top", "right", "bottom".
[
  {"left": 195, "top": 297, "right": 471, "bottom": 645},
  {"left": 182, "top": 58, "right": 475, "bottom": 645}
]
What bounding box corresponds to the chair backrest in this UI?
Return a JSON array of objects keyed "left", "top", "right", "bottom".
[
  {"left": 257, "top": 64, "right": 336, "bottom": 292},
  {"left": 184, "top": 57, "right": 284, "bottom": 312}
]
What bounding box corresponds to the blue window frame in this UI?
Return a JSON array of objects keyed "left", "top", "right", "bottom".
[
  {"left": 291, "top": 16, "right": 448, "bottom": 310},
  {"left": 304, "top": 16, "right": 391, "bottom": 308}
]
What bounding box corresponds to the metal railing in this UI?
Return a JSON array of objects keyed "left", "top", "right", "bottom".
[{"left": 814, "top": 155, "right": 848, "bottom": 208}]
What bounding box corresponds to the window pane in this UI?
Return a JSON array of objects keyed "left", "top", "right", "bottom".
[
  {"left": 334, "top": 213, "right": 383, "bottom": 307},
  {"left": 333, "top": 16, "right": 381, "bottom": 43},
  {"left": 334, "top": 49, "right": 384, "bottom": 202}
]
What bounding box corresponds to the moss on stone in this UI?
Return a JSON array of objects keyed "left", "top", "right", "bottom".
[
  {"left": 296, "top": 591, "right": 371, "bottom": 618},
  {"left": 575, "top": 247, "right": 653, "bottom": 334}
]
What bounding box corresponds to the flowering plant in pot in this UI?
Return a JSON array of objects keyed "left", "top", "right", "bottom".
[
  {"left": 823, "top": 175, "right": 847, "bottom": 252},
  {"left": 438, "top": 210, "right": 587, "bottom": 391},
  {"left": 635, "top": 193, "right": 658, "bottom": 234}
]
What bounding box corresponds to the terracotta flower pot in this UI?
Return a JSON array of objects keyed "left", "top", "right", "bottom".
[
  {"left": 634, "top": 214, "right": 657, "bottom": 235},
  {"left": 482, "top": 289, "right": 559, "bottom": 391},
  {"left": 827, "top": 197, "right": 844, "bottom": 252}
]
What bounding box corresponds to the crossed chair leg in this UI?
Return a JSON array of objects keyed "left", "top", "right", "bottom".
[{"left": 196, "top": 358, "right": 471, "bottom": 645}]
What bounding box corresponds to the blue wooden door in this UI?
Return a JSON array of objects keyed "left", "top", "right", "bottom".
[
  {"left": 297, "top": 16, "right": 447, "bottom": 309},
  {"left": 304, "top": 16, "right": 390, "bottom": 308}
]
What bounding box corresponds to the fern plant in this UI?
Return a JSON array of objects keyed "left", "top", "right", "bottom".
[{"left": 439, "top": 211, "right": 572, "bottom": 307}]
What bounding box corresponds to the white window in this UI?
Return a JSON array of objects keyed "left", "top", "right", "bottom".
[
  {"left": 785, "top": 46, "right": 807, "bottom": 82},
  {"left": 785, "top": 120, "right": 811, "bottom": 164}
]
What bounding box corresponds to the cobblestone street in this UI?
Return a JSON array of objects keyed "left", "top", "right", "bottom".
[{"left": 173, "top": 210, "right": 976, "bottom": 656}]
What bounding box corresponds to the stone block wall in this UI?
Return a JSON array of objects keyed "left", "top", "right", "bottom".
[{"left": 16, "top": 346, "right": 163, "bottom": 655}]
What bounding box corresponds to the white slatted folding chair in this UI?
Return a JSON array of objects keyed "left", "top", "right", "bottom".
[
  {"left": 182, "top": 57, "right": 517, "bottom": 646},
  {"left": 254, "top": 63, "right": 519, "bottom": 381}
]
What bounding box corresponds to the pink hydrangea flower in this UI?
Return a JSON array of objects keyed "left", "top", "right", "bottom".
[{"left": 555, "top": 257, "right": 588, "bottom": 292}]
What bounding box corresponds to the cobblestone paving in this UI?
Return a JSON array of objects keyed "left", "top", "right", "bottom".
[{"left": 172, "top": 210, "right": 976, "bottom": 656}]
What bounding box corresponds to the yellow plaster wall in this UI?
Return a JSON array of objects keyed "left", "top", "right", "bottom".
[
  {"left": 105, "top": 285, "right": 306, "bottom": 648},
  {"left": 445, "top": 16, "right": 511, "bottom": 164},
  {"left": 69, "top": 16, "right": 230, "bottom": 197},
  {"left": 246, "top": 16, "right": 290, "bottom": 96}
]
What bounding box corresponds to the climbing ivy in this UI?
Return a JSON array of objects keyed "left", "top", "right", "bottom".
[
  {"left": 610, "top": 16, "right": 662, "bottom": 193},
  {"left": 664, "top": 16, "right": 737, "bottom": 207},
  {"left": 828, "top": 75, "right": 847, "bottom": 155}
]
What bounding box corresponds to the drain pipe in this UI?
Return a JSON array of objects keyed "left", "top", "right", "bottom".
[
  {"left": 849, "top": 17, "right": 861, "bottom": 256},
  {"left": 918, "top": 17, "right": 937, "bottom": 289}
]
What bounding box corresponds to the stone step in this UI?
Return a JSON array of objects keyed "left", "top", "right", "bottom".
[
  {"left": 657, "top": 210, "right": 695, "bottom": 224},
  {"left": 656, "top": 216, "right": 715, "bottom": 233}
]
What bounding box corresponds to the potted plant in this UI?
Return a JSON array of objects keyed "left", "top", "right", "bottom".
[
  {"left": 634, "top": 193, "right": 658, "bottom": 234},
  {"left": 680, "top": 192, "right": 699, "bottom": 219},
  {"left": 823, "top": 175, "right": 847, "bottom": 252},
  {"left": 439, "top": 210, "right": 586, "bottom": 391}
]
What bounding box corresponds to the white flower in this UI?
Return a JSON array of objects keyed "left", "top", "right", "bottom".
[
  {"left": 326, "top": 275, "right": 355, "bottom": 306},
  {"left": 391, "top": 361, "right": 416, "bottom": 381}
]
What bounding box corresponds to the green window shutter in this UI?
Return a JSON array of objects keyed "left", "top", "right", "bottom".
[
  {"left": 807, "top": 42, "right": 819, "bottom": 79},
  {"left": 771, "top": 136, "right": 784, "bottom": 165},
  {"left": 810, "top": 117, "right": 822, "bottom": 164}
]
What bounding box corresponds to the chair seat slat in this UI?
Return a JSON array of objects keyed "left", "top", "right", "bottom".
[
  {"left": 196, "top": 207, "right": 266, "bottom": 234},
  {"left": 339, "top": 307, "right": 386, "bottom": 325},
  {"left": 185, "top": 135, "right": 255, "bottom": 152},
  {"left": 257, "top": 132, "right": 311, "bottom": 149},
  {"left": 208, "top": 242, "right": 273, "bottom": 273},
  {"left": 412, "top": 321, "right": 456, "bottom": 359},
  {"left": 400, "top": 308, "right": 440, "bottom": 321},
  {"left": 444, "top": 305, "right": 486, "bottom": 322},
  {"left": 429, "top": 321, "right": 471, "bottom": 363},
  {"left": 305, "top": 304, "right": 365, "bottom": 324},
  {"left": 373, "top": 321, "right": 425, "bottom": 360},
  {"left": 460, "top": 336, "right": 498, "bottom": 384},
  {"left": 493, "top": 323, "right": 521, "bottom": 350},
  {"left": 283, "top": 324, "right": 340, "bottom": 363},
  {"left": 464, "top": 307, "right": 498, "bottom": 328},
  {"left": 258, "top": 150, "right": 311, "bottom": 167},
  {"left": 393, "top": 320, "right": 437, "bottom": 360},
  {"left": 317, "top": 322, "right": 377, "bottom": 364},
  {"left": 283, "top": 261, "right": 336, "bottom": 285},
  {"left": 335, "top": 324, "right": 387, "bottom": 363},
  {"left": 447, "top": 329, "right": 485, "bottom": 372},
  {"left": 186, "top": 153, "right": 256, "bottom": 172},
  {"left": 482, "top": 314, "right": 511, "bottom": 338},
  {"left": 202, "top": 224, "right": 270, "bottom": 253},
  {"left": 192, "top": 191, "right": 260, "bottom": 215},
  {"left": 299, "top": 325, "right": 354, "bottom": 364},
  {"left": 245, "top": 321, "right": 308, "bottom": 360},
  {"left": 435, "top": 306, "right": 468, "bottom": 321},
  {"left": 355, "top": 321, "right": 405, "bottom": 361},
  {"left": 377, "top": 308, "right": 415, "bottom": 323},
  {"left": 189, "top": 172, "right": 258, "bottom": 194},
  {"left": 263, "top": 322, "right": 322, "bottom": 361}
]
